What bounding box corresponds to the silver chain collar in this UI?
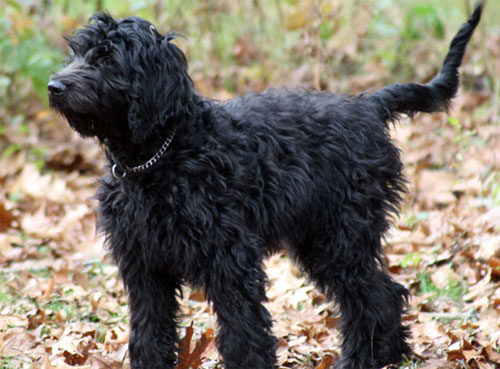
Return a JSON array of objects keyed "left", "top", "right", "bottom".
[{"left": 111, "top": 127, "right": 177, "bottom": 179}]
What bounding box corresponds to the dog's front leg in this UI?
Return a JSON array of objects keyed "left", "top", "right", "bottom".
[
  {"left": 121, "top": 264, "right": 180, "bottom": 369},
  {"left": 206, "top": 258, "right": 278, "bottom": 369}
]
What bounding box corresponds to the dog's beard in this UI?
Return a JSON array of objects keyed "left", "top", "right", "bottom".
[
  {"left": 64, "top": 113, "right": 99, "bottom": 138},
  {"left": 50, "top": 94, "right": 100, "bottom": 138},
  {"left": 49, "top": 85, "right": 128, "bottom": 139}
]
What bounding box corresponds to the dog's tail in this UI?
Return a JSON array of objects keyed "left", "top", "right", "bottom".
[{"left": 370, "top": 1, "right": 483, "bottom": 121}]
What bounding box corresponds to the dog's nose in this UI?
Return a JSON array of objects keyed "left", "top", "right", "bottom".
[{"left": 48, "top": 79, "right": 66, "bottom": 95}]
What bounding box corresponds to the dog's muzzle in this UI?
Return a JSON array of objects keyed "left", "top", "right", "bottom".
[{"left": 48, "top": 79, "right": 66, "bottom": 96}]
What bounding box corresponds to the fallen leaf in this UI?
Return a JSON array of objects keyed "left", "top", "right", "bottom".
[
  {"left": 0, "top": 203, "right": 14, "bottom": 231},
  {"left": 315, "top": 353, "right": 335, "bottom": 369},
  {"left": 177, "top": 323, "right": 215, "bottom": 369}
]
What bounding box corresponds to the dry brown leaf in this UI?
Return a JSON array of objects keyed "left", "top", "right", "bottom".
[
  {"left": 462, "top": 348, "right": 484, "bottom": 363},
  {"left": 476, "top": 361, "right": 495, "bottom": 369},
  {"left": 177, "top": 324, "right": 215, "bottom": 369},
  {"left": 477, "top": 236, "right": 500, "bottom": 261},
  {"left": 188, "top": 289, "right": 206, "bottom": 302},
  {"left": 177, "top": 323, "right": 194, "bottom": 369},
  {"left": 0, "top": 329, "right": 36, "bottom": 356},
  {"left": 28, "top": 309, "right": 47, "bottom": 330},
  {"left": 63, "top": 349, "right": 89, "bottom": 366},
  {"left": 315, "top": 353, "right": 335, "bottom": 369},
  {"left": 43, "top": 353, "right": 54, "bottom": 369},
  {"left": 482, "top": 346, "right": 500, "bottom": 364},
  {"left": 43, "top": 276, "right": 56, "bottom": 300},
  {"left": 10, "top": 164, "right": 75, "bottom": 203},
  {"left": 188, "top": 328, "right": 215, "bottom": 368},
  {"left": 488, "top": 257, "right": 500, "bottom": 276},
  {"left": 0, "top": 203, "right": 14, "bottom": 231},
  {"left": 419, "top": 358, "right": 454, "bottom": 369},
  {"left": 284, "top": 7, "right": 310, "bottom": 30}
]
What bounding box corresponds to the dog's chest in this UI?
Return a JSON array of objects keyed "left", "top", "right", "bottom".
[
  {"left": 96, "top": 179, "right": 173, "bottom": 254},
  {"left": 96, "top": 175, "right": 221, "bottom": 277}
]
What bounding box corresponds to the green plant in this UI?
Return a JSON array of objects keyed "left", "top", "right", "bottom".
[
  {"left": 483, "top": 173, "right": 500, "bottom": 207},
  {"left": 401, "top": 252, "right": 422, "bottom": 268},
  {"left": 417, "top": 271, "right": 467, "bottom": 304},
  {"left": 43, "top": 296, "right": 74, "bottom": 320},
  {"left": 399, "top": 356, "right": 424, "bottom": 369},
  {"left": 402, "top": 3, "right": 444, "bottom": 41},
  {"left": 406, "top": 211, "right": 429, "bottom": 229},
  {"left": 40, "top": 325, "right": 52, "bottom": 338},
  {"left": 0, "top": 356, "right": 32, "bottom": 369},
  {"left": 95, "top": 325, "right": 107, "bottom": 343},
  {"left": 448, "top": 116, "right": 479, "bottom": 152},
  {"left": 0, "top": 4, "right": 63, "bottom": 115},
  {"left": 0, "top": 357, "right": 15, "bottom": 369}
]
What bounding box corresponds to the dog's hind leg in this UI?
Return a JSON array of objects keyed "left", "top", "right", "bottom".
[{"left": 295, "top": 232, "right": 410, "bottom": 369}]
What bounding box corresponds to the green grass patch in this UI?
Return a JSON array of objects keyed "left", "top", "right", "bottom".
[
  {"left": 401, "top": 252, "right": 423, "bottom": 268},
  {"left": 406, "top": 212, "right": 429, "bottom": 229},
  {"left": 417, "top": 270, "right": 467, "bottom": 304},
  {"left": 0, "top": 356, "right": 32, "bottom": 369}
]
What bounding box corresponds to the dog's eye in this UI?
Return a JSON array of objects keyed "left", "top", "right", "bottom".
[
  {"left": 63, "top": 57, "right": 73, "bottom": 66},
  {"left": 102, "top": 57, "right": 114, "bottom": 66}
]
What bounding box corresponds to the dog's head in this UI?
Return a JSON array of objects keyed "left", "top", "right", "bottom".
[{"left": 48, "top": 12, "right": 194, "bottom": 143}]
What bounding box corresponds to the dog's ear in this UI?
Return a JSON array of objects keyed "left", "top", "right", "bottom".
[{"left": 127, "top": 34, "right": 195, "bottom": 143}]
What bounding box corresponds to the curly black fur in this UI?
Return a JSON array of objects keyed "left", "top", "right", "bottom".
[{"left": 48, "top": 3, "right": 483, "bottom": 368}]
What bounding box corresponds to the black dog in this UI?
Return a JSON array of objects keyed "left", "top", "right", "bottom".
[{"left": 48, "top": 3, "right": 483, "bottom": 368}]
